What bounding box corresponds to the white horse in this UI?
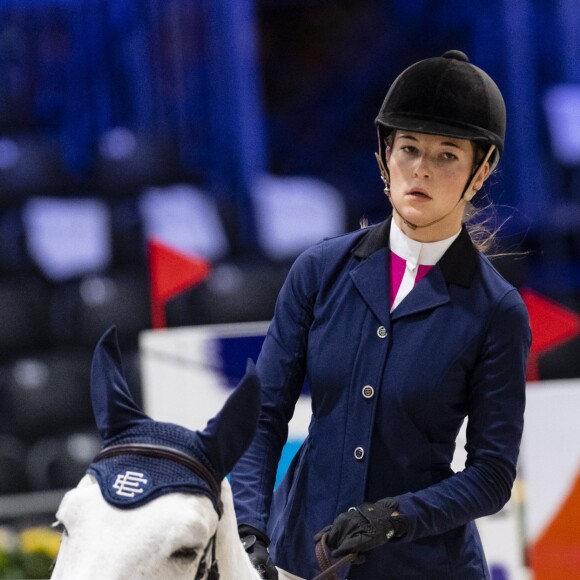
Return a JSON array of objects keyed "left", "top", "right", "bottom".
[{"left": 50, "top": 326, "right": 299, "bottom": 580}]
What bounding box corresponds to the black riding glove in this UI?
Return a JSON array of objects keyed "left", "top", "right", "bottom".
[
  {"left": 239, "top": 524, "right": 279, "bottom": 580},
  {"left": 314, "top": 497, "right": 408, "bottom": 557}
]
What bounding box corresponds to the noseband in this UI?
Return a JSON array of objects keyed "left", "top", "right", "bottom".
[{"left": 93, "top": 443, "right": 222, "bottom": 579}]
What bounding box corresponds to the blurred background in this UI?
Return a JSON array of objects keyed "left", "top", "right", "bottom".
[{"left": 0, "top": 0, "right": 579, "bottom": 577}]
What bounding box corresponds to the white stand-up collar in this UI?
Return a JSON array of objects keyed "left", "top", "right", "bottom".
[
  {"left": 389, "top": 219, "right": 461, "bottom": 268},
  {"left": 389, "top": 220, "right": 462, "bottom": 311}
]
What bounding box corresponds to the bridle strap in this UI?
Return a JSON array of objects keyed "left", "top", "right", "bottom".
[
  {"left": 195, "top": 534, "right": 219, "bottom": 580},
  {"left": 93, "top": 443, "right": 223, "bottom": 517},
  {"left": 312, "top": 532, "right": 358, "bottom": 580}
]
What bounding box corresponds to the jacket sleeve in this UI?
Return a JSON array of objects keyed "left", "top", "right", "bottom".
[
  {"left": 395, "top": 288, "right": 531, "bottom": 541},
  {"left": 230, "top": 242, "right": 323, "bottom": 534}
]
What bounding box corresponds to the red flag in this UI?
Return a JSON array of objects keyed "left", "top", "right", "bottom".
[
  {"left": 520, "top": 288, "right": 580, "bottom": 381},
  {"left": 147, "top": 239, "right": 211, "bottom": 328}
]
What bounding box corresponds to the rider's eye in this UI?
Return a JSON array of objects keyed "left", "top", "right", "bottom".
[{"left": 170, "top": 547, "right": 198, "bottom": 561}]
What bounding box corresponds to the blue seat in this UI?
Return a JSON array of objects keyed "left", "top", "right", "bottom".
[
  {"left": 25, "top": 431, "right": 101, "bottom": 491},
  {"left": 0, "top": 275, "right": 52, "bottom": 354},
  {"left": 49, "top": 268, "right": 151, "bottom": 349},
  {"left": 2, "top": 347, "right": 93, "bottom": 442},
  {"left": 0, "top": 135, "right": 70, "bottom": 210},
  {"left": 0, "top": 435, "right": 29, "bottom": 494}
]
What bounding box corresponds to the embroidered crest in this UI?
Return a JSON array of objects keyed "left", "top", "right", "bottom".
[{"left": 112, "top": 470, "right": 150, "bottom": 498}]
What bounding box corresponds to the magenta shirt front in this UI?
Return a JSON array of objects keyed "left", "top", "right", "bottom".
[{"left": 389, "top": 251, "right": 433, "bottom": 309}]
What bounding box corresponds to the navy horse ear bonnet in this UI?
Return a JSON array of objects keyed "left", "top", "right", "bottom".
[{"left": 87, "top": 326, "right": 260, "bottom": 513}]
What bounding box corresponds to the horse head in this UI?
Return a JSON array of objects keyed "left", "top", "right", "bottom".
[{"left": 51, "top": 326, "right": 262, "bottom": 580}]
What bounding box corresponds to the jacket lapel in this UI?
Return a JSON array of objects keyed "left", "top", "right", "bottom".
[
  {"left": 390, "top": 267, "right": 449, "bottom": 321},
  {"left": 349, "top": 218, "right": 479, "bottom": 323},
  {"left": 350, "top": 246, "right": 391, "bottom": 327}
]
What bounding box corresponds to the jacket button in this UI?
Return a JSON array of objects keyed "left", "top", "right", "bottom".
[
  {"left": 354, "top": 447, "right": 365, "bottom": 460},
  {"left": 362, "top": 385, "right": 374, "bottom": 399},
  {"left": 377, "top": 326, "right": 388, "bottom": 338}
]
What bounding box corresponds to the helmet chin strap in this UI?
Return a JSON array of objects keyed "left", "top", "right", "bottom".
[{"left": 374, "top": 144, "right": 496, "bottom": 231}]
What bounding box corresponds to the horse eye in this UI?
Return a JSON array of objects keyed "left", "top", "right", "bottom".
[
  {"left": 52, "top": 520, "right": 69, "bottom": 537},
  {"left": 170, "top": 547, "right": 198, "bottom": 561}
]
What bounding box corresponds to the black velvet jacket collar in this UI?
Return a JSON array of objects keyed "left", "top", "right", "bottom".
[{"left": 351, "top": 217, "right": 479, "bottom": 287}]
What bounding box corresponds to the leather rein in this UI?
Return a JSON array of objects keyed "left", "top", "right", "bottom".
[
  {"left": 312, "top": 533, "right": 358, "bottom": 580},
  {"left": 93, "top": 442, "right": 222, "bottom": 580}
]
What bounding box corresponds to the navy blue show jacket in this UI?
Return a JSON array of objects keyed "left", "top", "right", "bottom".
[{"left": 231, "top": 219, "right": 531, "bottom": 580}]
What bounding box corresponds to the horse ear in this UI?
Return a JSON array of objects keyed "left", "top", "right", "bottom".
[
  {"left": 196, "top": 359, "right": 261, "bottom": 480},
  {"left": 91, "top": 326, "right": 150, "bottom": 442}
]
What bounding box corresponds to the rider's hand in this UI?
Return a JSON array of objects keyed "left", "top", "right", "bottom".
[
  {"left": 239, "top": 524, "right": 279, "bottom": 580},
  {"left": 314, "top": 497, "right": 408, "bottom": 557}
]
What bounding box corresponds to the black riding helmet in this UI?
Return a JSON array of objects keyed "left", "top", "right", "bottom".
[{"left": 375, "top": 50, "right": 506, "bottom": 173}]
